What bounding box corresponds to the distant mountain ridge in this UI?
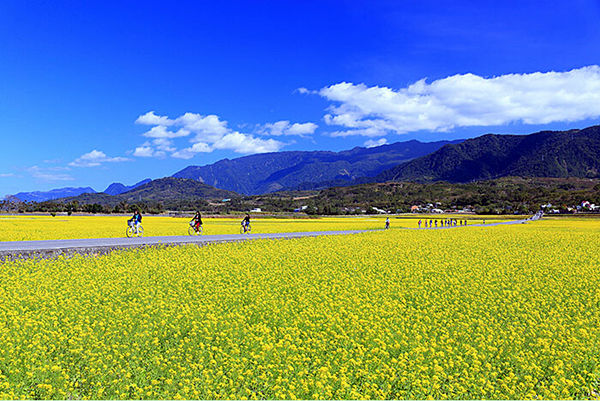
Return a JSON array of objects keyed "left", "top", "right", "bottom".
[
  {"left": 8, "top": 179, "right": 153, "bottom": 202},
  {"left": 11, "top": 187, "right": 96, "bottom": 202},
  {"left": 103, "top": 179, "right": 152, "bottom": 195},
  {"left": 11, "top": 125, "right": 600, "bottom": 207},
  {"left": 172, "top": 139, "right": 461, "bottom": 194},
  {"left": 377, "top": 125, "right": 600, "bottom": 183}
]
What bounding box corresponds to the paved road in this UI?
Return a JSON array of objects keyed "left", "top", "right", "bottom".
[
  {"left": 0, "top": 217, "right": 539, "bottom": 261},
  {"left": 0, "top": 230, "right": 369, "bottom": 260}
]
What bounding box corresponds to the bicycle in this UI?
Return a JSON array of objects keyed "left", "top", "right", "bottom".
[
  {"left": 126, "top": 220, "right": 144, "bottom": 238},
  {"left": 240, "top": 222, "right": 251, "bottom": 234},
  {"left": 188, "top": 221, "right": 203, "bottom": 236}
]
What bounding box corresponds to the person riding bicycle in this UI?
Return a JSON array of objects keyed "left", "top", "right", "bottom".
[
  {"left": 191, "top": 211, "right": 203, "bottom": 232},
  {"left": 129, "top": 210, "right": 142, "bottom": 233},
  {"left": 241, "top": 213, "right": 251, "bottom": 232}
]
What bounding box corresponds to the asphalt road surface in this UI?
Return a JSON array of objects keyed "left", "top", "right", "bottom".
[{"left": 0, "top": 230, "right": 369, "bottom": 260}]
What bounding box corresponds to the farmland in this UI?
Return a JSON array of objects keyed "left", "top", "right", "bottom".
[
  {"left": 0, "top": 217, "right": 598, "bottom": 399},
  {"left": 0, "top": 215, "right": 507, "bottom": 242}
]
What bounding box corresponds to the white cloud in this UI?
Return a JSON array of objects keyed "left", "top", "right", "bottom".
[
  {"left": 133, "top": 146, "right": 165, "bottom": 158},
  {"left": 176, "top": 113, "right": 229, "bottom": 142},
  {"left": 0, "top": 173, "right": 14, "bottom": 178},
  {"left": 172, "top": 132, "right": 281, "bottom": 158},
  {"left": 132, "top": 138, "right": 175, "bottom": 157},
  {"left": 142, "top": 126, "right": 190, "bottom": 139},
  {"left": 69, "top": 150, "right": 130, "bottom": 167},
  {"left": 296, "top": 87, "right": 314, "bottom": 94},
  {"left": 258, "top": 120, "right": 318, "bottom": 136},
  {"left": 151, "top": 138, "right": 176, "bottom": 152},
  {"left": 27, "top": 166, "right": 74, "bottom": 181},
  {"left": 318, "top": 65, "right": 600, "bottom": 136},
  {"left": 329, "top": 127, "right": 389, "bottom": 138},
  {"left": 213, "top": 132, "right": 283, "bottom": 154},
  {"left": 136, "top": 111, "right": 175, "bottom": 126},
  {"left": 172, "top": 142, "right": 212, "bottom": 159},
  {"left": 133, "top": 111, "right": 286, "bottom": 159},
  {"left": 364, "top": 138, "right": 388, "bottom": 148},
  {"left": 288, "top": 122, "right": 318, "bottom": 136}
]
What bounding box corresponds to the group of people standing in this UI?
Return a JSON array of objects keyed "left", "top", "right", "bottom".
[{"left": 418, "top": 218, "right": 468, "bottom": 229}]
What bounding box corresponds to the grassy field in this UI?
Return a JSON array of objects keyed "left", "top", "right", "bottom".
[
  {"left": 0, "top": 215, "right": 509, "bottom": 241},
  {"left": 0, "top": 217, "right": 598, "bottom": 399}
]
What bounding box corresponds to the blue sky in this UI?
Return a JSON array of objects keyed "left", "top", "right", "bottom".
[{"left": 2, "top": 1, "right": 600, "bottom": 195}]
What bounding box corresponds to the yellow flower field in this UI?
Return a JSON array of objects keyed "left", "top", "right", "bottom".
[
  {"left": 1, "top": 217, "right": 595, "bottom": 399},
  {"left": 0, "top": 215, "right": 506, "bottom": 242}
]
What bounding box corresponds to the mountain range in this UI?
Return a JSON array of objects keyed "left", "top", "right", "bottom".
[
  {"left": 7, "top": 125, "right": 600, "bottom": 207},
  {"left": 378, "top": 125, "right": 600, "bottom": 182},
  {"left": 172, "top": 139, "right": 461, "bottom": 194},
  {"left": 7, "top": 139, "right": 456, "bottom": 202},
  {"left": 11, "top": 187, "right": 96, "bottom": 202},
  {"left": 9, "top": 178, "right": 151, "bottom": 202}
]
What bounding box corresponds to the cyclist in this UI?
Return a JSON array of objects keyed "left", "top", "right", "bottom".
[
  {"left": 191, "top": 211, "right": 203, "bottom": 232},
  {"left": 241, "top": 213, "right": 251, "bottom": 232},
  {"left": 130, "top": 210, "right": 142, "bottom": 233}
]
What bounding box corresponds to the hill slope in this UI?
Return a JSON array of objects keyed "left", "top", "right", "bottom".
[
  {"left": 58, "top": 177, "right": 238, "bottom": 207},
  {"left": 119, "top": 177, "right": 237, "bottom": 202},
  {"left": 378, "top": 126, "right": 600, "bottom": 183},
  {"left": 173, "top": 139, "right": 461, "bottom": 194}
]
